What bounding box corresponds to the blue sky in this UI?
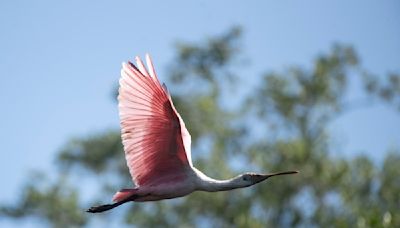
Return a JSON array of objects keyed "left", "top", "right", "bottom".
[{"left": 0, "top": 0, "right": 399, "bottom": 226}]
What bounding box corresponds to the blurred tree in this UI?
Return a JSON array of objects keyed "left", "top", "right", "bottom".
[
  {"left": 1, "top": 27, "right": 399, "bottom": 228},
  {"left": 0, "top": 173, "right": 86, "bottom": 228}
]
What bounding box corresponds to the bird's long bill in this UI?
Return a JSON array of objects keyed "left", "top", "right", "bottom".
[{"left": 255, "top": 170, "right": 299, "bottom": 183}]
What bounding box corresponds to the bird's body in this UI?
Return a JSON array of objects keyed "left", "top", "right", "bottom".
[{"left": 87, "top": 55, "right": 298, "bottom": 213}]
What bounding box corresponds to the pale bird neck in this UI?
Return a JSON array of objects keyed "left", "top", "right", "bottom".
[
  {"left": 193, "top": 168, "right": 244, "bottom": 192},
  {"left": 203, "top": 179, "right": 242, "bottom": 192}
]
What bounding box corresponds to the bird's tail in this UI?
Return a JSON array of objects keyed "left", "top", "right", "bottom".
[{"left": 112, "top": 188, "right": 138, "bottom": 202}]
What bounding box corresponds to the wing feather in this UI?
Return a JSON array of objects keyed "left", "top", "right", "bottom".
[{"left": 118, "top": 55, "right": 192, "bottom": 186}]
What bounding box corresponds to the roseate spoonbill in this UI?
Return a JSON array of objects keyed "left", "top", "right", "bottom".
[{"left": 87, "top": 54, "right": 298, "bottom": 213}]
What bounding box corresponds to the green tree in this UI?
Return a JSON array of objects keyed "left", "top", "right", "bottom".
[{"left": 1, "top": 27, "right": 399, "bottom": 227}]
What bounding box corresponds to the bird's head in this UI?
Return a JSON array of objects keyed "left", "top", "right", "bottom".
[{"left": 234, "top": 170, "right": 299, "bottom": 187}]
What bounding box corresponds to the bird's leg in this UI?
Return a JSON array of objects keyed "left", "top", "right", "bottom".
[
  {"left": 86, "top": 203, "right": 120, "bottom": 213},
  {"left": 86, "top": 194, "right": 139, "bottom": 213}
]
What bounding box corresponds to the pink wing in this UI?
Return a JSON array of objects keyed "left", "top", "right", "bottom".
[{"left": 118, "top": 54, "right": 192, "bottom": 187}]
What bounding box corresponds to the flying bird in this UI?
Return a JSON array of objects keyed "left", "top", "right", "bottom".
[{"left": 87, "top": 54, "right": 298, "bottom": 213}]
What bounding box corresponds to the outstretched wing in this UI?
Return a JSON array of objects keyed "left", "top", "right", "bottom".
[{"left": 118, "top": 54, "right": 192, "bottom": 186}]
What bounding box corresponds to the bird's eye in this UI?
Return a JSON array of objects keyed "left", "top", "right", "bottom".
[{"left": 242, "top": 176, "right": 250, "bottom": 181}]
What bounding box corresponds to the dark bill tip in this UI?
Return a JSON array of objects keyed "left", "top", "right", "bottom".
[{"left": 266, "top": 170, "right": 299, "bottom": 177}]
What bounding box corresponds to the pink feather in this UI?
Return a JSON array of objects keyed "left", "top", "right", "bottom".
[{"left": 118, "top": 55, "right": 193, "bottom": 187}]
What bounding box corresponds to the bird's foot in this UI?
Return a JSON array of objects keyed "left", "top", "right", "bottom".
[{"left": 86, "top": 204, "right": 115, "bottom": 213}]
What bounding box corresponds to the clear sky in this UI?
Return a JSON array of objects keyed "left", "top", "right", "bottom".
[{"left": 1, "top": 1, "right": 399, "bottom": 227}]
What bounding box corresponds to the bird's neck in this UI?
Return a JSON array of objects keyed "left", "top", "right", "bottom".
[{"left": 193, "top": 168, "right": 242, "bottom": 192}]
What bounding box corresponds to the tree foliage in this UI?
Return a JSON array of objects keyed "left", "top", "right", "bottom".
[{"left": 1, "top": 27, "right": 399, "bottom": 227}]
